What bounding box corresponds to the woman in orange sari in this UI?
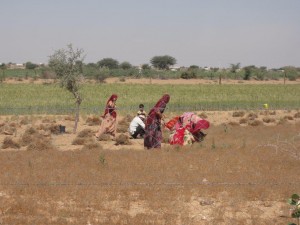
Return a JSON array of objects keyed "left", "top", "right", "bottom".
[{"left": 95, "top": 94, "right": 118, "bottom": 139}]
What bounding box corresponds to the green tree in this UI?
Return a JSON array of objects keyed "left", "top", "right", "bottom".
[
  {"left": 97, "top": 58, "right": 119, "bottom": 69},
  {"left": 141, "top": 64, "right": 151, "bottom": 70},
  {"left": 243, "top": 65, "right": 256, "bottom": 80},
  {"left": 48, "top": 44, "right": 85, "bottom": 133},
  {"left": 230, "top": 63, "right": 241, "bottom": 73},
  {"left": 150, "top": 55, "right": 176, "bottom": 70},
  {"left": 120, "top": 61, "right": 132, "bottom": 70},
  {"left": 25, "top": 61, "right": 38, "bottom": 70},
  {"left": 189, "top": 65, "right": 199, "bottom": 69},
  {"left": 0, "top": 63, "right": 7, "bottom": 82}
]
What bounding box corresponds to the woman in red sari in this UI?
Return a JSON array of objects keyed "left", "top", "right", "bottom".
[
  {"left": 168, "top": 112, "right": 210, "bottom": 146},
  {"left": 144, "top": 94, "right": 170, "bottom": 149},
  {"left": 95, "top": 94, "right": 118, "bottom": 139}
]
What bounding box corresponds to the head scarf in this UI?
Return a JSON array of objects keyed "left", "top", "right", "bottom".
[
  {"left": 153, "top": 94, "right": 170, "bottom": 113},
  {"left": 146, "top": 94, "right": 170, "bottom": 126},
  {"left": 103, "top": 94, "right": 118, "bottom": 118},
  {"left": 189, "top": 119, "right": 210, "bottom": 134}
]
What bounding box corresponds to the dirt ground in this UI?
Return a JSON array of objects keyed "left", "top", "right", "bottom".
[
  {"left": 1, "top": 76, "right": 300, "bottom": 224},
  {"left": 0, "top": 109, "right": 300, "bottom": 224}
]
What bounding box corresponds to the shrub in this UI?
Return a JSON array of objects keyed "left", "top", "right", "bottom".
[{"left": 181, "top": 71, "right": 196, "bottom": 79}]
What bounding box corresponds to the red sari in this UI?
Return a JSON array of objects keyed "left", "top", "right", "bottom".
[
  {"left": 168, "top": 112, "right": 210, "bottom": 146},
  {"left": 144, "top": 94, "right": 170, "bottom": 149}
]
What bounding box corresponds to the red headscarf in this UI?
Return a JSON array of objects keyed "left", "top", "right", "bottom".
[
  {"left": 103, "top": 94, "right": 118, "bottom": 118},
  {"left": 189, "top": 119, "right": 210, "bottom": 134},
  {"left": 146, "top": 94, "right": 170, "bottom": 126}
]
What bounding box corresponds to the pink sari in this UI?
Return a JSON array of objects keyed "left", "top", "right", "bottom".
[{"left": 168, "top": 112, "right": 210, "bottom": 146}]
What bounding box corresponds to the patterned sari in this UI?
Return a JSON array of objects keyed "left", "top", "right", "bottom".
[
  {"left": 96, "top": 94, "right": 118, "bottom": 138},
  {"left": 144, "top": 94, "right": 170, "bottom": 149},
  {"left": 168, "top": 112, "right": 210, "bottom": 146}
]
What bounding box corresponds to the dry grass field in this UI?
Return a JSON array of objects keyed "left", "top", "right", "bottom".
[{"left": 1, "top": 108, "right": 300, "bottom": 224}]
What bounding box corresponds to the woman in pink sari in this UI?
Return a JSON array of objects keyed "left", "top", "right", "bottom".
[
  {"left": 144, "top": 94, "right": 170, "bottom": 149},
  {"left": 168, "top": 112, "right": 209, "bottom": 146},
  {"left": 95, "top": 94, "right": 118, "bottom": 139}
]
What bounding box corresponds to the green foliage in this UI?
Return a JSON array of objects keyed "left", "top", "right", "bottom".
[
  {"left": 181, "top": 71, "right": 196, "bottom": 79},
  {"left": 283, "top": 66, "right": 299, "bottom": 81},
  {"left": 96, "top": 67, "right": 110, "bottom": 83},
  {"left": 230, "top": 63, "right": 241, "bottom": 73},
  {"left": 150, "top": 55, "right": 176, "bottom": 70},
  {"left": 119, "top": 61, "right": 132, "bottom": 70},
  {"left": 25, "top": 61, "right": 38, "bottom": 70},
  {"left": 288, "top": 194, "right": 300, "bottom": 225},
  {"left": 48, "top": 44, "right": 84, "bottom": 94},
  {"left": 1, "top": 83, "right": 300, "bottom": 115},
  {"left": 48, "top": 44, "right": 85, "bottom": 133},
  {"left": 99, "top": 153, "right": 106, "bottom": 165},
  {"left": 243, "top": 65, "right": 256, "bottom": 80},
  {"left": 0, "top": 63, "right": 7, "bottom": 70},
  {"left": 141, "top": 64, "right": 151, "bottom": 70},
  {"left": 189, "top": 65, "right": 199, "bottom": 69},
  {"left": 97, "top": 58, "right": 119, "bottom": 69}
]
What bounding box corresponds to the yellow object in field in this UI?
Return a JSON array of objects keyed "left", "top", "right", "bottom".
[{"left": 263, "top": 103, "right": 269, "bottom": 109}]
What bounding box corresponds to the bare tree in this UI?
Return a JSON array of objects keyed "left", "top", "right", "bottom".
[{"left": 48, "top": 44, "right": 85, "bottom": 133}]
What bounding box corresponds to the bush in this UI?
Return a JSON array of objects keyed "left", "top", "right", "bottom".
[{"left": 181, "top": 71, "right": 196, "bottom": 79}]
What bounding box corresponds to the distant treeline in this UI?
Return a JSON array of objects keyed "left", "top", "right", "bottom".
[{"left": 1, "top": 63, "right": 300, "bottom": 82}]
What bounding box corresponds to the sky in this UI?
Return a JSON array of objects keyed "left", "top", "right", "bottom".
[{"left": 1, "top": 0, "right": 299, "bottom": 69}]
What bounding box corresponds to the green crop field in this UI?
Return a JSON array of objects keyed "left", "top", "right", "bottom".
[{"left": 0, "top": 83, "right": 299, "bottom": 115}]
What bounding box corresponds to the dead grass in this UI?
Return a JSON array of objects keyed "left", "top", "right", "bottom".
[
  {"left": 248, "top": 119, "right": 263, "bottom": 126},
  {"left": 115, "top": 133, "right": 131, "bottom": 145},
  {"left": 117, "top": 117, "right": 130, "bottom": 133},
  {"left": 0, "top": 116, "right": 300, "bottom": 224},
  {"left": 1, "top": 137, "right": 20, "bottom": 149},
  {"left": 284, "top": 115, "right": 294, "bottom": 120},
  {"left": 232, "top": 111, "right": 245, "bottom": 117},
  {"left": 98, "top": 133, "right": 112, "bottom": 141},
  {"left": 294, "top": 112, "right": 300, "bottom": 118},
  {"left": 198, "top": 112, "right": 208, "bottom": 119},
  {"left": 26, "top": 136, "right": 55, "bottom": 151},
  {"left": 76, "top": 128, "right": 94, "bottom": 138},
  {"left": 228, "top": 121, "right": 240, "bottom": 126},
  {"left": 239, "top": 118, "right": 248, "bottom": 124},
  {"left": 247, "top": 112, "right": 258, "bottom": 120},
  {"left": 262, "top": 117, "right": 276, "bottom": 123},
  {"left": 20, "top": 127, "right": 56, "bottom": 151},
  {"left": 36, "top": 123, "right": 60, "bottom": 134},
  {"left": 85, "top": 116, "right": 101, "bottom": 126}
]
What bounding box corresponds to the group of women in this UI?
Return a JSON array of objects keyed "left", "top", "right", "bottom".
[{"left": 95, "top": 94, "right": 210, "bottom": 149}]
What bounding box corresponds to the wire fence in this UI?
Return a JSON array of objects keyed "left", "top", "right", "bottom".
[
  {"left": 0, "top": 181, "right": 299, "bottom": 187},
  {"left": 0, "top": 103, "right": 297, "bottom": 115}
]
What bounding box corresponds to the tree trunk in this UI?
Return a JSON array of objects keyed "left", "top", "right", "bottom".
[
  {"left": 284, "top": 71, "right": 286, "bottom": 85},
  {"left": 73, "top": 93, "right": 82, "bottom": 134},
  {"left": 219, "top": 74, "right": 222, "bottom": 85},
  {"left": 73, "top": 101, "right": 80, "bottom": 133}
]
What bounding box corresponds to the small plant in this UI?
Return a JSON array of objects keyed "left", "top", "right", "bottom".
[
  {"left": 288, "top": 193, "right": 300, "bottom": 225},
  {"left": 99, "top": 153, "right": 106, "bottom": 165},
  {"left": 211, "top": 137, "right": 216, "bottom": 149}
]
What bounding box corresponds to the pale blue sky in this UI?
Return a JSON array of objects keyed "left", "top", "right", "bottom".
[{"left": 1, "top": 0, "right": 299, "bottom": 68}]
